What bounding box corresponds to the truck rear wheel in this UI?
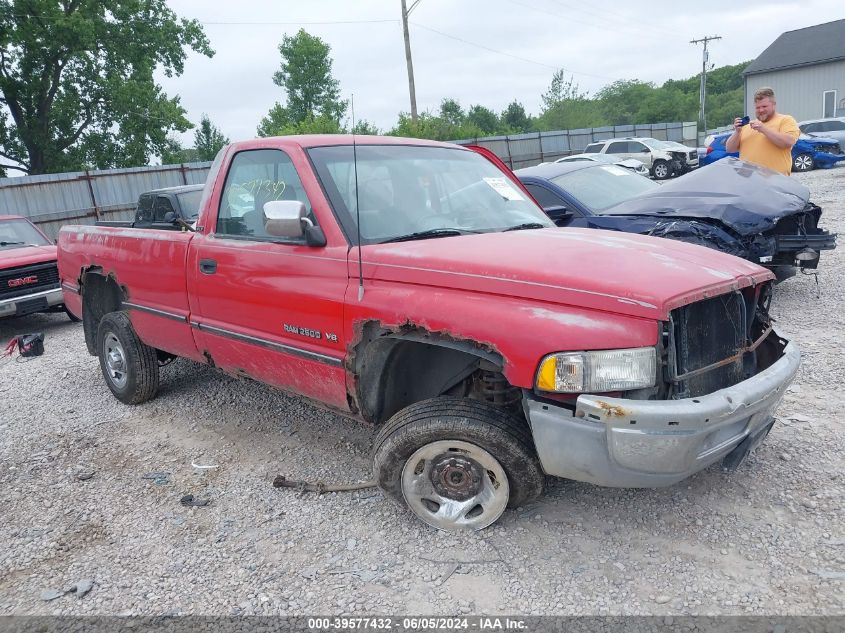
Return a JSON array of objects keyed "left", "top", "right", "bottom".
[
  {"left": 96, "top": 311, "right": 159, "bottom": 405},
  {"left": 372, "top": 397, "right": 544, "bottom": 531}
]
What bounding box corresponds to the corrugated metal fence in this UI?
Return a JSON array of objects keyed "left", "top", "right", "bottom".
[
  {"left": 455, "top": 122, "right": 699, "bottom": 169},
  {"left": 0, "top": 161, "right": 212, "bottom": 240}
]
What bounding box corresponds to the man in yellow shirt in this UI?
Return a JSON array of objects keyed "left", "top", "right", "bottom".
[{"left": 725, "top": 87, "right": 800, "bottom": 176}]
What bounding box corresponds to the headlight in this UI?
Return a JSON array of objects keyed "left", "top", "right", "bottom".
[{"left": 536, "top": 347, "right": 656, "bottom": 393}]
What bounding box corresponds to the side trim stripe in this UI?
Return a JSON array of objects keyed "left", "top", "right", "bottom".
[
  {"left": 122, "top": 303, "right": 343, "bottom": 367},
  {"left": 123, "top": 302, "right": 188, "bottom": 323},
  {"left": 62, "top": 282, "right": 80, "bottom": 294},
  {"left": 190, "top": 321, "right": 343, "bottom": 367}
]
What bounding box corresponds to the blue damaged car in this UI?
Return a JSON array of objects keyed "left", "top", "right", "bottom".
[
  {"left": 516, "top": 158, "right": 837, "bottom": 281},
  {"left": 701, "top": 131, "right": 845, "bottom": 172}
]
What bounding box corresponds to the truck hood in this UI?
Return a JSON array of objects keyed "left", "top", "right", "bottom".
[
  {"left": 0, "top": 243, "right": 57, "bottom": 268},
  {"left": 362, "top": 227, "right": 771, "bottom": 321},
  {"left": 601, "top": 158, "right": 810, "bottom": 236}
]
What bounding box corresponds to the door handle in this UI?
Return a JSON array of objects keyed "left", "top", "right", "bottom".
[{"left": 199, "top": 258, "right": 217, "bottom": 274}]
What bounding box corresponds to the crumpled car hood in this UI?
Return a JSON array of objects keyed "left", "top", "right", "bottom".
[
  {"left": 568, "top": 215, "right": 747, "bottom": 257},
  {"left": 602, "top": 158, "right": 810, "bottom": 236}
]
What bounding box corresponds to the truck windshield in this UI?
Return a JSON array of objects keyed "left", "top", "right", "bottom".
[
  {"left": 308, "top": 144, "right": 553, "bottom": 244},
  {"left": 0, "top": 218, "right": 52, "bottom": 248}
]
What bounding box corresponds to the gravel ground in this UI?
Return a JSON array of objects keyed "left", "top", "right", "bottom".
[{"left": 1, "top": 165, "right": 844, "bottom": 616}]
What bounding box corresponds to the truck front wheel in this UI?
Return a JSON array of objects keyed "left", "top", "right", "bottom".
[
  {"left": 651, "top": 159, "right": 671, "bottom": 180},
  {"left": 96, "top": 311, "right": 159, "bottom": 405},
  {"left": 372, "top": 397, "right": 544, "bottom": 531}
]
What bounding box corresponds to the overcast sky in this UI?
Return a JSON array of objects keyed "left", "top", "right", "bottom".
[{"left": 160, "top": 0, "right": 844, "bottom": 145}]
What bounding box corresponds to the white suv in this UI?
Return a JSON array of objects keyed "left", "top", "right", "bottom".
[{"left": 583, "top": 137, "right": 699, "bottom": 179}]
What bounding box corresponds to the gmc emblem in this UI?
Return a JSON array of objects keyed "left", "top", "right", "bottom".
[{"left": 8, "top": 275, "right": 38, "bottom": 288}]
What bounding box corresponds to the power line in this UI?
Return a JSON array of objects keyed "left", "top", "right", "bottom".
[
  {"left": 411, "top": 22, "right": 618, "bottom": 81},
  {"left": 507, "top": 0, "right": 682, "bottom": 42},
  {"left": 545, "top": 0, "right": 681, "bottom": 39}
]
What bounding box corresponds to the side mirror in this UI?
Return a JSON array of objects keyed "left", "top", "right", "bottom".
[
  {"left": 544, "top": 205, "right": 573, "bottom": 225},
  {"left": 641, "top": 148, "right": 650, "bottom": 153},
  {"left": 264, "top": 200, "right": 326, "bottom": 246},
  {"left": 164, "top": 210, "right": 195, "bottom": 232}
]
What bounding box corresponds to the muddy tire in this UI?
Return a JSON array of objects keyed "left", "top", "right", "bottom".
[
  {"left": 373, "top": 397, "right": 544, "bottom": 531},
  {"left": 96, "top": 311, "right": 159, "bottom": 405}
]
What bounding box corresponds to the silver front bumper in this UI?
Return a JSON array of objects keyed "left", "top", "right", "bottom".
[
  {"left": 0, "top": 287, "right": 64, "bottom": 317},
  {"left": 525, "top": 341, "right": 800, "bottom": 487}
]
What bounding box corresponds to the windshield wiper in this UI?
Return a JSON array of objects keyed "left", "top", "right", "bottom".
[
  {"left": 502, "top": 222, "right": 547, "bottom": 232},
  {"left": 0, "top": 240, "right": 25, "bottom": 246},
  {"left": 380, "top": 228, "right": 481, "bottom": 243}
]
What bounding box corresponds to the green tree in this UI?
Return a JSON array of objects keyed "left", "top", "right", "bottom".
[
  {"left": 466, "top": 105, "right": 498, "bottom": 134},
  {"left": 257, "top": 104, "right": 293, "bottom": 137},
  {"left": 160, "top": 136, "right": 199, "bottom": 164},
  {"left": 388, "top": 110, "right": 484, "bottom": 141},
  {"left": 266, "top": 29, "right": 347, "bottom": 129},
  {"left": 536, "top": 70, "right": 593, "bottom": 131},
  {"left": 351, "top": 119, "right": 380, "bottom": 135},
  {"left": 594, "top": 80, "right": 657, "bottom": 124},
  {"left": 193, "top": 114, "right": 228, "bottom": 161},
  {"left": 500, "top": 101, "right": 532, "bottom": 133},
  {"left": 541, "top": 70, "right": 586, "bottom": 112},
  {"left": 659, "top": 61, "right": 747, "bottom": 128},
  {"left": 0, "top": 0, "right": 212, "bottom": 174},
  {"left": 389, "top": 112, "right": 442, "bottom": 139},
  {"left": 438, "top": 98, "right": 465, "bottom": 127},
  {"left": 704, "top": 88, "right": 744, "bottom": 128},
  {"left": 257, "top": 108, "right": 343, "bottom": 137},
  {"left": 537, "top": 100, "right": 605, "bottom": 131}
]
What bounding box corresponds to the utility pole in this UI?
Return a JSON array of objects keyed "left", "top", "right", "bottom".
[
  {"left": 401, "top": 0, "right": 421, "bottom": 122},
  {"left": 690, "top": 35, "right": 721, "bottom": 140}
]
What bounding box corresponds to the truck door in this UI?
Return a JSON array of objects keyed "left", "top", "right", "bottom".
[{"left": 187, "top": 147, "right": 350, "bottom": 411}]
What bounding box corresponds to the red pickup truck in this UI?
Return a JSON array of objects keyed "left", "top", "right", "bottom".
[
  {"left": 58, "top": 135, "right": 801, "bottom": 531},
  {"left": 1, "top": 215, "right": 77, "bottom": 321}
]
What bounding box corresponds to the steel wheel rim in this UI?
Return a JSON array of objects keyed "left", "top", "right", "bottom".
[
  {"left": 103, "top": 332, "right": 128, "bottom": 389},
  {"left": 401, "top": 439, "right": 509, "bottom": 531},
  {"left": 795, "top": 155, "right": 812, "bottom": 170}
]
